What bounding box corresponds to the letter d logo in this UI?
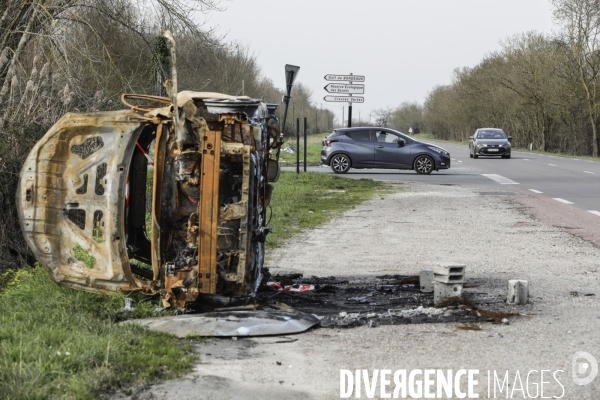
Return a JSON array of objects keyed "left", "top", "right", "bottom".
[{"left": 572, "top": 351, "right": 598, "bottom": 386}]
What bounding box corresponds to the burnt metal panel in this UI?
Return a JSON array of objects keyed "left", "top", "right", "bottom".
[
  {"left": 16, "top": 110, "right": 150, "bottom": 294},
  {"left": 197, "top": 130, "right": 221, "bottom": 294}
]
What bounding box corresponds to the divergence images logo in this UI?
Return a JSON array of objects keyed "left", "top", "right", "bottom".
[{"left": 572, "top": 351, "right": 598, "bottom": 386}]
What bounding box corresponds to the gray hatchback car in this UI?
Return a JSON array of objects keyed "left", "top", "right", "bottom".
[{"left": 320, "top": 127, "right": 450, "bottom": 174}]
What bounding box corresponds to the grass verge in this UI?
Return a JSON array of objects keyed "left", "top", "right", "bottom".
[
  {"left": 279, "top": 133, "right": 328, "bottom": 164},
  {"left": 266, "top": 171, "right": 397, "bottom": 249},
  {"left": 0, "top": 268, "right": 195, "bottom": 399}
]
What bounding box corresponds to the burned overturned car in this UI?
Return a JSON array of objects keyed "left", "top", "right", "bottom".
[{"left": 16, "top": 91, "right": 283, "bottom": 309}]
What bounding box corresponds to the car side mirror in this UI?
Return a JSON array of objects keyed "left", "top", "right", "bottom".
[
  {"left": 397, "top": 139, "right": 405, "bottom": 147},
  {"left": 469, "top": 135, "right": 474, "bottom": 140},
  {"left": 508, "top": 136, "right": 513, "bottom": 141}
]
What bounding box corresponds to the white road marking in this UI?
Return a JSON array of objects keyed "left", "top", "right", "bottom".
[
  {"left": 549, "top": 164, "right": 557, "bottom": 166},
  {"left": 522, "top": 159, "right": 530, "bottom": 161},
  {"left": 529, "top": 189, "right": 543, "bottom": 194},
  {"left": 553, "top": 198, "right": 574, "bottom": 205},
  {"left": 589, "top": 211, "right": 600, "bottom": 217},
  {"left": 584, "top": 171, "right": 595, "bottom": 174},
  {"left": 482, "top": 174, "right": 519, "bottom": 185}
]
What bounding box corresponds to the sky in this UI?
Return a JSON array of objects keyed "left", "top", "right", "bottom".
[{"left": 203, "top": 0, "right": 556, "bottom": 123}]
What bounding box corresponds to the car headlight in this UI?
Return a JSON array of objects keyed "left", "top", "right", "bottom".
[{"left": 428, "top": 146, "right": 449, "bottom": 156}]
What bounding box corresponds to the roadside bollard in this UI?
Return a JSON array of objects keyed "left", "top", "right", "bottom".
[
  {"left": 433, "top": 263, "right": 466, "bottom": 305},
  {"left": 419, "top": 270, "right": 434, "bottom": 293},
  {"left": 507, "top": 280, "right": 529, "bottom": 305}
]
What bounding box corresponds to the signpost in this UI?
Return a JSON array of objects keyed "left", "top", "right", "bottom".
[{"left": 323, "top": 73, "right": 365, "bottom": 128}]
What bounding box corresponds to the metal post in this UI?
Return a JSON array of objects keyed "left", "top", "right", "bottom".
[
  {"left": 348, "top": 103, "right": 352, "bottom": 128},
  {"left": 281, "top": 64, "right": 300, "bottom": 139},
  {"left": 296, "top": 118, "right": 300, "bottom": 175},
  {"left": 303, "top": 117, "right": 307, "bottom": 172}
]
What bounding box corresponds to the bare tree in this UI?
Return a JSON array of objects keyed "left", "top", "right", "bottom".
[
  {"left": 553, "top": 0, "right": 600, "bottom": 157},
  {"left": 391, "top": 101, "right": 424, "bottom": 133},
  {"left": 373, "top": 106, "right": 394, "bottom": 127}
]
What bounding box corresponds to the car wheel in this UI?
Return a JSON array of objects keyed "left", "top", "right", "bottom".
[
  {"left": 414, "top": 155, "right": 434, "bottom": 175},
  {"left": 473, "top": 149, "right": 478, "bottom": 159},
  {"left": 331, "top": 154, "right": 351, "bottom": 174},
  {"left": 469, "top": 149, "right": 473, "bottom": 158},
  {"left": 502, "top": 154, "right": 511, "bottom": 159}
]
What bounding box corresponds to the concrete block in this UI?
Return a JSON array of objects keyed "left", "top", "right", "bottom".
[
  {"left": 433, "top": 263, "right": 466, "bottom": 284},
  {"left": 434, "top": 282, "right": 463, "bottom": 304},
  {"left": 419, "top": 270, "right": 434, "bottom": 292},
  {"left": 507, "top": 280, "right": 529, "bottom": 305}
]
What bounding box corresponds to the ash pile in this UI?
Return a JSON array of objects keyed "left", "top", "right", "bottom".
[{"left": 254, "top": 271, "right": 511, "bottom": 329}]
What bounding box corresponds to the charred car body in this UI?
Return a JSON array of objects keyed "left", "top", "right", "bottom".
[{"left": 16, "top": 91, "right": 282, "bottom": 309}]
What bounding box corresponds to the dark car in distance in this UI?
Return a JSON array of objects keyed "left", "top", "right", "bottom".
[
  {"left": 469, "top": 128, "right": 512, "bottom": 159},
  {"left": 320, "top": 127, "right": 450, "bottom": 174}
]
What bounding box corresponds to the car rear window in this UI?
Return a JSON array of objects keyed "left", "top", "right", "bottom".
[{"left": 346, "top": 130, "right": 371, "bottom": 141}]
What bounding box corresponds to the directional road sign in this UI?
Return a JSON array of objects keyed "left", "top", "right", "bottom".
[
  {"left": 324, "top": 74, "right": 365, "bottom": 82},
  {"left": 324, "top": 83, "right": 364, "bottom": 94},
  {"left": 323, "top": 95, "right": 364, "bottom": 103}
]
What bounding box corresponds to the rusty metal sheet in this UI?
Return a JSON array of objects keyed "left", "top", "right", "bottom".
[
  {"left": 16, "top": 110, "right": 149, "bottom": 294},
  {"left": 197, "top": 130, "right": 221, "bottom": 294}
]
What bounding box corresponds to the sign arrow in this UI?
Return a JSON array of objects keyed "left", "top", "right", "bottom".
[
  {"left": 324, "top": 95, "right": 364, "bottom": 103},
  {"left": 324, "top": 83, "right": 364, "bottom": 94},
  {"left": 324, "top": 74, "right": 365, "bottom": 82}
]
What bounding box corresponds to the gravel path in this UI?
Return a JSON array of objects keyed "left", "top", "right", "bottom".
[{"left": 133, "top": 183, "right": 600, "bottom": 399}]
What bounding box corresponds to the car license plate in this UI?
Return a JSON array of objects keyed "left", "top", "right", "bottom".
[{"left": 487, "top": 149, "right": 499, "bottom": 152}]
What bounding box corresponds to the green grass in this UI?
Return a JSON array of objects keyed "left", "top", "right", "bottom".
[
  {"left": 279, "top": 133, "right": 329, "bottom": 164},
  {"left": 0, "top": 267, "right": 195, "bottom": 399},
  {"left": 73, "top": 244, "right": 97, "bottom": 269},
  {"left": 266, "top": 171, "right": 398, "bottom": 249}
]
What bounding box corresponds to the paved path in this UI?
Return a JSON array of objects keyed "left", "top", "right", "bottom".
[{"left": 130, "top": 183, "right": 600, "bottom": 399}]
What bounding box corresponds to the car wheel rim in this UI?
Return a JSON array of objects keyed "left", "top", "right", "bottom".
[
  {"left": 416, "top": 157, "right": 432, "bottom": 173},
  {"left": 332, "top": 156, "right": 348, "bottom": 172}
]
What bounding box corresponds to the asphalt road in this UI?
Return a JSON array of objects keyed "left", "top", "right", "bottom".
[{"left": 301, "top": 139, "right": 600, "bottom": 217}]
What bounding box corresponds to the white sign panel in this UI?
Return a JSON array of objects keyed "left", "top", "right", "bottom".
[
  {"left": 324, "top": 74, "right": 365, "bottom": 82},
  {"left": 323, "top": 96, "right": 364, "bottom": 103},
  {"left": 324, "top": 83, "right": 365, "bottom": 94}
]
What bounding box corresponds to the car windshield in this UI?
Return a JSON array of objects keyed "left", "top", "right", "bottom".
[{"left": 477, "top": 130, "right": 506, "bottom": 139}]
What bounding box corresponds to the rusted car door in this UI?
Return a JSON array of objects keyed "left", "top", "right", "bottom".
[{"left": 17, "top": 110, "right": 151, "bottom": 293}]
